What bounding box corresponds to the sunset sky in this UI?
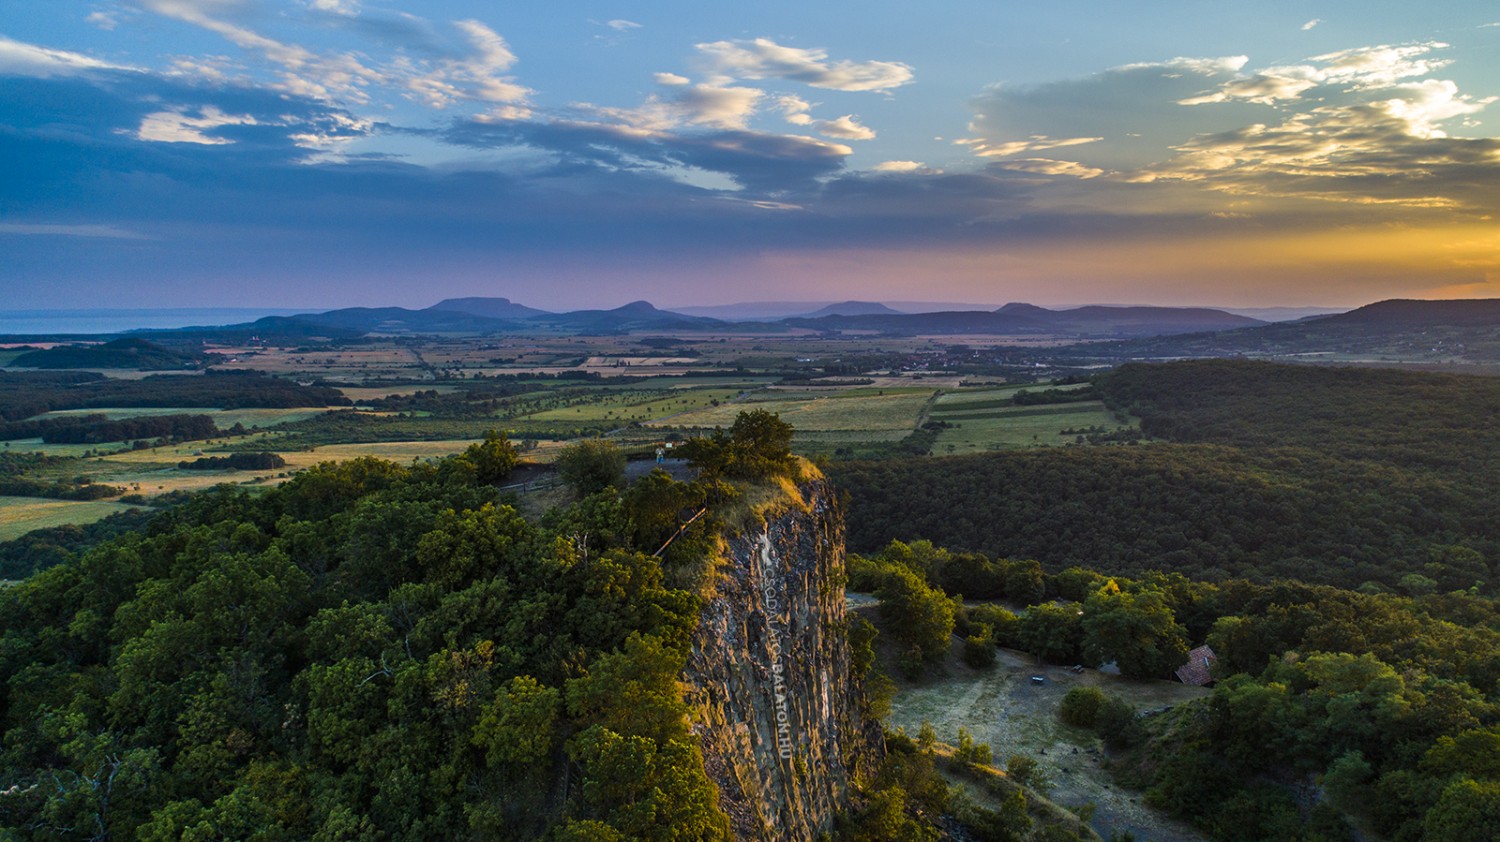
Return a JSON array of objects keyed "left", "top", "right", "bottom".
[{"left": 3, "top": 1, "right": 1499, "bottom": 310}]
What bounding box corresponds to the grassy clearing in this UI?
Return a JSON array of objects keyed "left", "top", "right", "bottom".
[
  {"left": 930, "top": 401, "right": 1124, "bottom": 453},
  {"left": 0, "top": 497, "right": 141, "bottom": 541},
  {"left": 882, "top": 631, "right": 1209, "bottom": 842},
  {"left": 650, "top": 390, "right": 934, "bottom": 432}
]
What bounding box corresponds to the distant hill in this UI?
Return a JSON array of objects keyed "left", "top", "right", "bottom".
[
  {"left": 1061, "top": 298, "right": 1500, "bottom": 362},
  {"left": 426, "top": 297, "right": 550, "bottom": 320},
  {"left": 288, "top": 307, "right": 527, "bottom": 334},
  {"left": 796, "top": 301, "right": 903, "bottom": 318},
  {"left": 782, "top": 303, "right": 1261, "bottom": 337},
  {"left": 1316, "top": 298, "right": 1500, "bottom": 327},
  {"left": 524, "top": 300, "right": 725, "bottom": 333},
  {"left": 10, "top": 337, "right": 216, "bottom": 370}
]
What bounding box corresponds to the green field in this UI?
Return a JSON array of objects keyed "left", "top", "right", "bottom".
[
  {"left": 519, "top": 388, "right": 745, "bottom": 423},
  {"left": 929, "top": 400, "right": 1124, "bottom": 453},
  {"left": 35, "top": 406, "right": 341, "bottom": 429},
  {"left": 0, "top": 496, "right": 142, "bottom": 541},
  {"left": 653, "top": 390, "right": 935, "bottom": 432}
]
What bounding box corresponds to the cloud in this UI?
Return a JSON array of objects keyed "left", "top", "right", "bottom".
[
  {"left": 1302, "top": 19, "right": 1321, "bottom": 31},
  {"left": 776, "top": 94, "right": 814, "bottom": 125},
  {"left": 136, "top": 1, "right": 531, "bottom": 113},
  {"left": 694, "top": 37, "right": 913, "bottom": 92},
  {"left": 0, "top": 34, "right": 136, "bottom": 77},
  {"left": 607, "top": 19, "right": 642, "bottom": 31},
  {"left": 0, "top": 223, "right": 148, "bottom": 239},
  {"left": 135, "top": 105, "right": 259, "bottom": 144},
  {"left": 773, "top": 95, "right": 874, "bottom": 139},
  {"left": 308, "top": 0, "right": 360, "bottom": 14},
  {"left": 871, "top": 160, "right": 925, "bottom": 173},
  {"left": 964, "top": 56, "right": 1259, "bottom": 171},
  {"left": 586, "top": 84, "right": 764, "bottom": 131},
  {"left": 1313, "top": 42, "right": 1452, "bottom": 87},
  {"left": 654, "top": 72, "right": 690, "bottom": 86},
  {"left": 405, "top": 19, "right": 530, "bottom": 109},
  {"left": 995, "top": 158, "right": 1105, "bottom": 179},
  {"left": 959, "top": 134, "right": 1102, "bottom": 158},
  {"left": 87, "top": 11, "right": 121, "bottom": 30},
  {"left": 139, "top": 0, "right": 386, "bottom": 102},
  {"left": 812, "top": 115, "right": 874, "bottom": 140}
]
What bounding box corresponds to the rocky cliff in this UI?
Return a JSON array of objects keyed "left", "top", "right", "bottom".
[{"left": 684, "top": 479, "right": 884, "bottom": 840}]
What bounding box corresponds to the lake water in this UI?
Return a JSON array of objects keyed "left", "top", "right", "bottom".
[{"left": 0, "top": 308, "right": 308, "bottom": 336}]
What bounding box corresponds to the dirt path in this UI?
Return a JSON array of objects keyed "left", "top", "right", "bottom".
[{"left": 882, "top": 637, "right": 1211, "bottom": 842}]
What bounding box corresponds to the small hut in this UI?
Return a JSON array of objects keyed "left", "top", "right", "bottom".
[{"left": 1174, "top": 644, "right": 1218, "bottom": 686}]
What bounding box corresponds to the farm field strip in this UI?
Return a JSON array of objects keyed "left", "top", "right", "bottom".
[
  {"left": 648, "top": 390, "right": 934, "bottom": 432},
  {"left": 31, "top": 406, "right": 340, "bottom": 429},
  {"left": 930, "top": 402, "right": 1109, "bottom": 421},
  {"left": 931, "top": 402, "right": 1123, "bottom": 452},
  {"left": 518, "top": 387, "right": 744, "bottom": 422},
  {"left": 0, "top": 497, "right": 142, "bottom": 541}
]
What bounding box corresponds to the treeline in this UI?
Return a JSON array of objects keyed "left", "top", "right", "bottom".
[
  {"left": 0, "top": 435, "right": 746, "bottom": 838},
  {"left": 11, "top": 337, "right": 216, "bottom": 370},
  {"left": 178, "top": 452, "right": 286, "bottom": 471},
  {"left": 0, "top": 508, "right": 156, "bottom": 579},
  {"left": 0, "top": 369, "right": 349, "bottom": 422},
  {"left": 850, "top": 538, "right": 1500, "bottom": 840},
  {"left": 832, "top": 361, "right": 1500, "bottom": 593},
  {"left": 1011, "top": 384, "right": 1098, "bottom": 405},
  {"left": 0, "top": 452, "right": 124, "bottom": 502},
  {"left": 0, "top": 413, "right": 220, "bottom": 444}
]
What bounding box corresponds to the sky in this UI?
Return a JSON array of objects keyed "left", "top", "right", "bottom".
[{"left": 2, "top": 1, "right": 1499, "bottom": 311}]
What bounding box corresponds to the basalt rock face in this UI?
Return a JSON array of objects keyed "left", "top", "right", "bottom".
[{"left": 684, "top": 481, "right": 884, "bottom": 840}]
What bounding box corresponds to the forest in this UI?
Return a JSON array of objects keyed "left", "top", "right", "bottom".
[
  {"left": 0, "top": 413, "right": 221, "bottom": 445},
  {"left": 0, "top": 434, "right": 735, "bottom": 839},
  {"left": 833, "top": 361, "right": 1500, "bottom": 593},
  {"left": 0, "top": 370, "right": 349, "bottom": 423}
]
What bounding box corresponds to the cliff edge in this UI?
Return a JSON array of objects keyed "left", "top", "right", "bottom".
[{"left": 684, "top": 478, "right": 884, "bottom": 840}]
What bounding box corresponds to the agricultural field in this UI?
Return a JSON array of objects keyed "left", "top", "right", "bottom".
[
  {"left": 517, "top": 387, "right": 745, "bottom": 423},
  {"left": 651, "top": 389, "right": 935, "bottom": 432},
  {"left": 2, "top": 328, "right": 1116, "bottom": 544},
  {"left": 34, "top": 406, "right": 342, "bottom": 429},
  {"left": 0, "top": 496, "right": 143, "bottom": 541},
  {"left": 929, "top": 401, "right": 1125, "bottom": 453}
]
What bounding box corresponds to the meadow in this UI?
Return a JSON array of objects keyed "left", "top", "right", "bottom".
[{"left": 0, "top": 496, "right": 142, "bottom": 541}]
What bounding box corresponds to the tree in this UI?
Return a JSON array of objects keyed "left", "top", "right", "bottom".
[
  {"left": 1015, "top": 602, "right": 1084, "bottom": 665},
  {"left": 461, "top": 429, "right": 519, "bottom": 484},
  {"left": 1423, "top": 778, "right": 1500, "bottom": 842},
  {"left": 678, "top": 409, "right": 795, "bottom": 480},
  {"left": 556, "top": 439, "right": 627, "bottom": 496},
  {"left": 1081, "top": 583, "right": 1189, "bottom": 679},
  {"left": 877, "top": 569, "right": 957, "bottom": 677},
  {"left": 1058, "top": 687, "right": 1108, "bottom": 728}
]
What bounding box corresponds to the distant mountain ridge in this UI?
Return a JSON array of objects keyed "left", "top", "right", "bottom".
[
  {"left": 1317, "top": 298, "right": 1500, "bottom": 327},
  {"left": 782, "top": 302, "right": 1264, "bottom": 337},
  {"left": 1066, "top": 298, "right": 1500, "bottom": 361},
  {"left": 797, "top": 301, "right": 903, "bottom": 318},
  {"left": 110, "top": 297, "right": 1270, "bottom": 339},
  {"left": 426, "top": 297, "right": 550, "bottom": 319}
]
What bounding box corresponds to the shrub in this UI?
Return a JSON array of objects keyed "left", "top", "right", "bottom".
[{"left": 555, "top": 438, "right": 626, "bottom": 495}]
